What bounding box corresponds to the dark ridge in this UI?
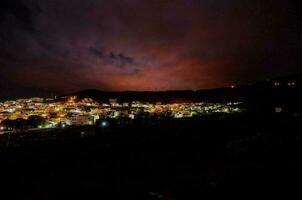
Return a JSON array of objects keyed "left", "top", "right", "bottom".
[{"left": 57, "top": 74, "right": 302, "bottom": 114}]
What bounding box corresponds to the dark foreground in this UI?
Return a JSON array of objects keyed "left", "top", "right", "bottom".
[{"left": 0, "top": 112, "right": 301, "bottom": 199}]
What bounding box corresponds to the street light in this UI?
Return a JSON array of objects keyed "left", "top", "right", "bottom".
[{"left": 101, "top": 121, "right": 108, "bottom": 127}]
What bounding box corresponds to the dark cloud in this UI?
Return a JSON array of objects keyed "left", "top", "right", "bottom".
[
  {"left": 89, "top": 48, "right": 103, "bottom": 58},
  {"left": 0, "top": 0, "right": 302, "bottom": 99},
  {"left": 89, "top": 48, "right": 134, "bottom": 68},
  {"left": 108, "top": 52, "right": 134, "bottom": 68}
]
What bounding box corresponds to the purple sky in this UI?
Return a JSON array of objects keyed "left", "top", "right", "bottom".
[{"left": 1, "top": 0, "right": 302, "bottom": 99}]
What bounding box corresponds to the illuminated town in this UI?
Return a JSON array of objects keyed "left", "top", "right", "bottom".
[{"left": 0, "top": 96, "right": 243, "bottom": 132}]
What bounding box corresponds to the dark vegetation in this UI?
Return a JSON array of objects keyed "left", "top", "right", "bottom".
[{"left": 0, "top": 110, "right": 301, "bottom": 199}]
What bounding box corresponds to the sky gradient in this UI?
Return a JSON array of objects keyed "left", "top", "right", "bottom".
[{"left": 1, "top": 0, "right": 302, "bottom": 99}]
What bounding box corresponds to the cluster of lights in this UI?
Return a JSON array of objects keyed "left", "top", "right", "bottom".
[
  {"left": 288, "top": 82, "right": 296, "bottom": 86},
  {"left": 0, "top": 96, "right": 243, "bottom": 131},
  {"left": 274, "top": 82, "right": 296, "bottom": 87}
]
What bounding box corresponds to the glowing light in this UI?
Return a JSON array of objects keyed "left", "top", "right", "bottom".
[
  {"left": 101, "top": 121, "right": 108, "bottom": 127},
  {"left": 275, "top": 107, "right": 282, "bottom": 113}
]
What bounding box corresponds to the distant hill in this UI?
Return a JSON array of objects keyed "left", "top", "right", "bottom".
[{"left": 61, "top": 74, "right": 302, "bottom": 111}]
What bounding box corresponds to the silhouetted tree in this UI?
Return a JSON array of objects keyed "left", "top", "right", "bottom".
[
  {"left": 27, "top": 115, "right": 46, "bottom": 128},
  {"left": 14, "top": 118, "right": 28, "bottom": 131}
]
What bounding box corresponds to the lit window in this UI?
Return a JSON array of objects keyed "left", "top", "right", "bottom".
[{"left": 275, "top": 107, "right": 282, "bottom": 113}]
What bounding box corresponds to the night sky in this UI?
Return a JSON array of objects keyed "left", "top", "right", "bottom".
[{"left": 1, "top": 0, "right": 302, "bottom": 99}]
